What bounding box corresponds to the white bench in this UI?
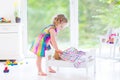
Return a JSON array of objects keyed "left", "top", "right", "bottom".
[{"left": 46, "top": 49, "right": 96, "bottom": 79}]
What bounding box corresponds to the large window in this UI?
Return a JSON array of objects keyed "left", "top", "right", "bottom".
[
  {"left": 78, "top": 0, "right": 103, "bottom": 48},
  {"left": 28, "top": 0, "right": 70, "bottom": 50},
  {"left": 27, "top": 0, "right": 120, "bottom": 58}
]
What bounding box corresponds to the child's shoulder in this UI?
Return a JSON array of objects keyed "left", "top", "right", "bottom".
[
  {"left": 49, "top": 24, "right": 55, "bottom": 28},
  {"left": 48, "top": 25, "right": 57, "bottom": 32}
]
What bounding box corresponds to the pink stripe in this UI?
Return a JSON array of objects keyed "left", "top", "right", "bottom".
[{"left": 38, "top": 34, "right": 45, "bottom": 40}]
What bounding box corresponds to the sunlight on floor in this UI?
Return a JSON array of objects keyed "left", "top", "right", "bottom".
[{"left": 0, "top": 58, "right": 120, "bottom": 80}]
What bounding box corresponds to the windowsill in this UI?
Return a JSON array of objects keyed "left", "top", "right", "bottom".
[{"left": 0, "top": 23, "right": 21, "bottom": 26}]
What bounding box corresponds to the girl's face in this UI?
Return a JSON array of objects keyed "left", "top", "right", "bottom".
[{"left": 57, "top": 22, "right": 67, "bottom": 31}]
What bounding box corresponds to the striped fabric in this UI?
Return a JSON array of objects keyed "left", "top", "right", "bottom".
[{"left": 30, "top": 25, "right": 57, "bottom": 57}]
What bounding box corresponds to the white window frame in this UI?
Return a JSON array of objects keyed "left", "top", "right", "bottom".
[
  {"left": 21, "top": 0, "right": 28, "bottom": 55},
  {"left": 70, "top": 0, "right": 79, "bottom": 48}
]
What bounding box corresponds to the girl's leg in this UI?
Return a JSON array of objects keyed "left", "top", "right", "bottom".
[
  {"left": 36, "top": 56, "right": 47, "bottom": 76},
  {"left": 47, "top": 55, "right": 56, "bottom": 73}
]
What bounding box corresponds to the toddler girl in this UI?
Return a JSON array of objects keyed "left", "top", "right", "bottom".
[{"left": 30, "top": 14, "right": 68, "bottom": 76}]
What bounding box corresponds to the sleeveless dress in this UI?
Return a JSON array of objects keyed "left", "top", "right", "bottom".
[{"left": 30, "top": 25, "right": 57, "bottom": 57}]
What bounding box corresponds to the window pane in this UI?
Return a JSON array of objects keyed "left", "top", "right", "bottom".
[{"left": 78, "top": 0, "right": 102, "bottom": 48}]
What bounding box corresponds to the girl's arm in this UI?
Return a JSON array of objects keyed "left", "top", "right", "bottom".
[
  {"left": 49, "top": 29, "right": 62, "bottom": 53},
  {"left": 49, "top": 29, "right": 61, "bottom": 52}
]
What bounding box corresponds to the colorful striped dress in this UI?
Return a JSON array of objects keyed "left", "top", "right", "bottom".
[{"left": 30, "top": 25, "right": 57, "bottom": 57}]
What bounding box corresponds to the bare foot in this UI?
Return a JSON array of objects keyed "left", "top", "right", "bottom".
[
  {"left": 48, "top": 55, "right": 51, "bottom": 60},
  {"left": 49, "top": 68, "right": 56, "bottom": 73},
  {"left": 38, "top": 72, "right": 47, "bottom": 76}
]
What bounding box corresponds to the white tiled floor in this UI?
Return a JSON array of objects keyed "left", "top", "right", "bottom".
[{"left": 0, "top": 58, "right": 120, "bottom": 80}]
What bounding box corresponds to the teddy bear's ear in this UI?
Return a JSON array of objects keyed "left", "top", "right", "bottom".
[{"left": 53, "top": 51, "right": 61, "bottom": 60}]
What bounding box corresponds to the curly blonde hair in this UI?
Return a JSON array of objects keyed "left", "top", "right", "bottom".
[{"left": 53, "top": 14, "right": 68, "bottom": 26}]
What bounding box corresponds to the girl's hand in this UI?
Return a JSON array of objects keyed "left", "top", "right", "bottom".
[{"left": 56, "top": 49, "right": 63, "bottom": 54}]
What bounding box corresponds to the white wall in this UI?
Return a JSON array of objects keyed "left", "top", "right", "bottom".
[
  {"left": 0, "top": 0, "right": 28, "bottom": 56},
  {"left": 0, "top": 0, "right": 21, "bottom": 23}
]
